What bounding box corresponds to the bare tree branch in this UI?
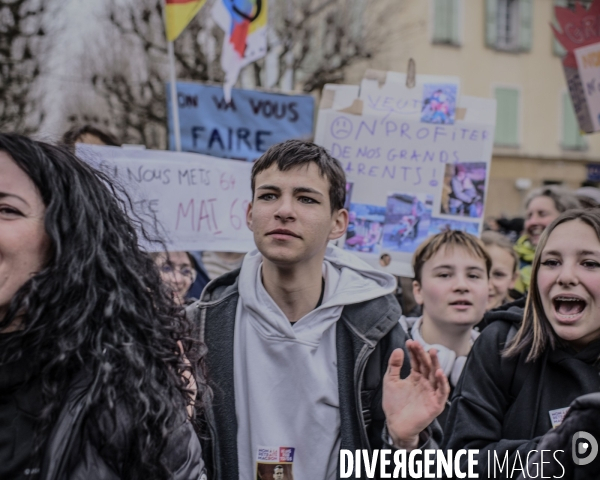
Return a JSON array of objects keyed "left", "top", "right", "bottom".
[
  {"left": 0, "top": 0, "right": 48, "bottom": 133},
  {"left": 67, "top": 0, "right": 398, "bottom": 148}
]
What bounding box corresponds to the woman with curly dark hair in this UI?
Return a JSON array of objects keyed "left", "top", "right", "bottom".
[{"left": 0, "top": 133, "right": 207, "bottom": 480}]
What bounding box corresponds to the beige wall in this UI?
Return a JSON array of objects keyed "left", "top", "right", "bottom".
[{"left": 348, "top": 0, "right": 600, "bottom": 216}]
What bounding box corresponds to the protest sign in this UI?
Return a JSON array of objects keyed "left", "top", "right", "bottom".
[
  {"left": 77, "top": 144, "right": 255, "bottom": 253},
  {"left": 361, "top": 70, "right": 461, "bottom": 124},
  {"left": 553, "top": 1, "right": 600, "bottom": 133},
  {"left": 166, "top": 81, "right": 315, "bottom": 161},
  {"left": 575, "top": 42, "right": 600, "bottom": 131},
  {"left": 315, "top": 73, "right": 495, "bottom": 276}
]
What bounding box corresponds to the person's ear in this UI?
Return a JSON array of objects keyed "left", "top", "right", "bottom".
[
  {"left": 246, "top": 201, "right": 254, "bottom": 231},
  {"left": 413, "top": 280, "right": 424, "bottom": 305},
  {"left": 328, "top": 208, "right": 349, "bottom": 241}
]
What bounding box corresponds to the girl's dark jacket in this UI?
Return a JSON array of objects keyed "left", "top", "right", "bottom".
[
  {"left": 519, "top": 392, "right": 600, "bottom": 480},
  {"left": 443, "top": 298, "right": 600, "bottom": 479}
]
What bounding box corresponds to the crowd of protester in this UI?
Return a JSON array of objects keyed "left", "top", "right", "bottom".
[{"left": 2, "top": 125, "right": 600, "bottom": 479}]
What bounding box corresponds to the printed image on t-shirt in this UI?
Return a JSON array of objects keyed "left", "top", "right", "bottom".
[{"left": 255, "top": 446, "right": 294, "bottom": 480}]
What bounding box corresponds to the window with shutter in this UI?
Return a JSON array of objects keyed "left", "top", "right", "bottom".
[
  {"left": 562, "top": 92, "right": 588, "bottom": 150},
  {"left": 553, "top": 0, "right": 568, "bottom": 57},
  {"left": 494, "top": 87, "right": 520, "bottom": 147},
  {"left": 432, "top": 0, "right": 461, "bottom": 45},
  {"left": 487, "top": 0, "right": 533, "bottom": 52}
]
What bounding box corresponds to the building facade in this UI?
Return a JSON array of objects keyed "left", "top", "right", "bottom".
[{"left": 348, "top": 0, "right": 600, "bottom": 218}]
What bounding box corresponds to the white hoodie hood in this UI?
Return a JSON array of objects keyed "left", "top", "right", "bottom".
[{"left": 234, "top": 245, "right": 396, "bottom": 479}]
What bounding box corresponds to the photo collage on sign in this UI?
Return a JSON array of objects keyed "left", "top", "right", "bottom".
[
  {"left": 344, "top": 193, "right": 435, "bottom": 255},
  {"left": 421, "top": 83, "right": 458, "bottom": 125}
]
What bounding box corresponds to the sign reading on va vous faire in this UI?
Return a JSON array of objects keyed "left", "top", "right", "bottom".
[{"left": 167, "top": 82, "right": 315, "bottom": 161}]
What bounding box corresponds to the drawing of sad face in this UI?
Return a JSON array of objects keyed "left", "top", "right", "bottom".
[{"left": 330, "top": 116, "right": 353, "bottom": 140}]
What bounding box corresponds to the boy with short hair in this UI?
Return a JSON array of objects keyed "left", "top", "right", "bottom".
[
  {"left": 189, "top": 140, "right": 448, "bottom": 479},
  {"left": 400, "top": 230, "right": 491, "bottom": 426}
]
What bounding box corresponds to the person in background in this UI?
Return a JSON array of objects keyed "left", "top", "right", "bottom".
[
  {"left": 152, "top": 251, "right": 199, "bottom": 305},
  {"left": 482, "top": 231, "right": 520, "bottom": 310},
  {"left": 444, "top": 208, "right": 600, "bottom": 478},
  {"left": 399, "top": 230, "right": 490, "bottom": 428},
  {"left": 514, "top": 185, "right": 580, "bottom": 294},
  {"left": 61, "top": 124, "right": 121, "bottom": 147},
  {"left": 200, "top": 251, "right": 245, "bottom": 280},
  {"left": 0, "top": 133, "right": 205, "bottom": 480}
]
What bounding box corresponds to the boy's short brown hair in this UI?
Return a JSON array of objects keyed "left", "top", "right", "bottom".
[{"left": 412, "top": 230, "right": 492, "bottom": 283}]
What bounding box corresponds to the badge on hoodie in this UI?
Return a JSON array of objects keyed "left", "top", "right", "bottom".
[
  {"left": 549, "top": 407, "right": 570, "bottom": 428},
  {"left": 256, "top": 446, "right": 294, "bottom": 479}
]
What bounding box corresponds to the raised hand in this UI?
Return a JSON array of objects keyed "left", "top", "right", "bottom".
[{"left": 382, "top": 340, "right": 450, "bottom": 450}]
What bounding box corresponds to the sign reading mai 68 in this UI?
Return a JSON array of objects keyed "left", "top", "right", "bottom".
[{"left": 167, "top": 81, "right": 315, "bottom": 162}]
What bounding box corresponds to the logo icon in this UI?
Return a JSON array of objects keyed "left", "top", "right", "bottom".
[{"left": 572, "top": 431, "right": 599, "bottom": 466}]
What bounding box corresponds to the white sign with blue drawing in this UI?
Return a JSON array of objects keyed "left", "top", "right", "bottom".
[{"left": 315, "top": 73, "right": 496, "bottom": 276}]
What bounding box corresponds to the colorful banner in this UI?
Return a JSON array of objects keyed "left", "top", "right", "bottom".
[
  {"left": 166, "top": 81, "right": 314, "bottom": 161},
  {"left": 315, "top": 72, "right": 496, "bottom": 277},
  {"left": 553, "top": 0, "right": 600, "bottom": 133},
  {"left": 212, "top": 0, "right": 268, "bottom": 102},
  {"left": 77, "top": 145, "right": 254, "bottom": 253},
  {"left": 164, "top": 0, "right": 207, "bottom": 42}
]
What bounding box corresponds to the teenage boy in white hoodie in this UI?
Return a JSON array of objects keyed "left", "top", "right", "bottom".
[
  {"left": 189, "top": 140, "right": 449, "bottom": 479},
  {"left": 399, "top": 230, "right": 491, "bottom": 427}
]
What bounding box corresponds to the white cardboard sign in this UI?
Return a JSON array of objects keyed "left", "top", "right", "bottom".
[
  {"left": 315, "top": 74, "right": 496, "bottom": 276},
  {"left": 77, "top": 145, "right": 254, "bottom": 252}
]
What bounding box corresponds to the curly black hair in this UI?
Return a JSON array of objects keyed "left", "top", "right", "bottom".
[{"left": 0, "top": 133, "right": 206, "bottom": 479}]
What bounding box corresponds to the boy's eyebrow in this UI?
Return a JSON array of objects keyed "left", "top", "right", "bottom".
[
  {"left": 432, "top": 264, "right": 455, "bottom": 270},
  {"left": 255, "top": 185, "right": 324, "bottom": 197},
  {"left": 256, "top": 184, "right": 281, "bottom": 192},
  {"left": 293, "top": 187, "right": 324, "bottom": 197},
  {"left": 466, "top": 266, "right": 486, "bottom": 272}
]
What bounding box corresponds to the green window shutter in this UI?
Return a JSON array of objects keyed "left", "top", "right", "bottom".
[
  {"left": 486, "top": 0, "right": 498, "bottom": 48},
  {"left": 553, "top": 0, "right": 568, "bottom": 56},
  {"left": 450, "top": 0, "right": 461, "bottom": 45},
  {"left": 494, "top": 87, "right": 520, "bottom": 147},
  {"left": 433, "top": 0, "right": 451, "bottom": 43},
  {"left": 562, "top": 92, "right": 587, "bottom": 150},
  {"left": 519, "top": 0, "right": 533, "bottom": 51}
]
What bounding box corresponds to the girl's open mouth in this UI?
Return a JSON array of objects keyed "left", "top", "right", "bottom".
[{"left": 552, "top": 296, "right": 587, "bottom": 322}]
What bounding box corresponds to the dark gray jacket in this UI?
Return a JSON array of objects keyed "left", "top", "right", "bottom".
[
  {"left": 39, "top": 373, "right": 205, "bottom": 480},
  {"left": 187, "top": 268, "right": 441, "bottom": 480},
  {"left": 519, "top": 393, "right": 600, "bottom": 480}
]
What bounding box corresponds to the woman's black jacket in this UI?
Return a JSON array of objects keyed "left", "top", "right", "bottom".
[
  {"left": 38, "top": 372, "right": 206, "bottom": 480},
  {"left": 443, "top": 299, "right": 600, "bottom": 479}
]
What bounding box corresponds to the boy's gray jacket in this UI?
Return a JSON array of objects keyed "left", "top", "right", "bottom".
[{"left": 187, "top": 268, "right": 441, "bottom": 480}]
